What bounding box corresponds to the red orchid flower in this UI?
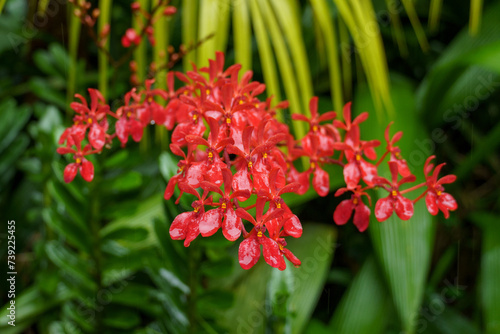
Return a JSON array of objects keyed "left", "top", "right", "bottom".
[
  {"left": 384, "top": 122, "right": 412, "bottom": 177},
  {"left": 333, "top": 186, "right": 371, "bottom": 232},
  {"left": 169, "top": 183, "right": 212, "bottom": 247},
  {"left": 257, "top": 168, "right": 303, "bottom": 238},
  {"left": 422, "top": 156, "right": 458, "bottom": 218},
  {"left": 235, "top": 200, "right": 287, "bottom": 270},
  {"left": 115, "top": 89, "right": 144, "bottom": 146},
  {"left": 333, "top": 129, "right": 380, "bottom": 189},
  {"left": 198, "top": 168, "right": 251, "bottom": 241},
  {"left": 227, "top": 126, "right": 286, "bottom": 194},
  {"left": 297, "top": 134, "right": 330, "bottom": 197},
  {"left": 374, "top": 161, "right": 416, "bottom": 222},
  {"left": 57, "top": 135, "right": 96, "bottom": 183},
  {"left": 164, "top": 144, "right": 204, "bottom": 200},
  {"left": 185, "top": 117, "right": 234, "bottom": 186},
  {"left": 70, "top": 89, "right": 110, "bottom": 150},
  {"left": 293, "top": 96, "right": 337, "bottom": 156},
  {"left": 137, "top": 79, "right": 169, "bottom": 127}
]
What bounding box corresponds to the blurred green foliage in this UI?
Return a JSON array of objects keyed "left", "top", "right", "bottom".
[{"left": 0, "top": 0, "right": 499, "bottom": 333}]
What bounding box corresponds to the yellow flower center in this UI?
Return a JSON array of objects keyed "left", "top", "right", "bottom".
[
  {"left": 194, "top": 207, "right": 199, "bottom": 213},
  {"left": 392, "top": 190, "right": 397, "bottom": 197},
  {"left": 206, "top": 89, "right": 210, "bottom": 95},
  {"left": 226, "top": 117, "right": 231, "bottom": 124},
  {"left": 276, "top": 203, "right": 281, "bottom": 209},
  {"left": 127, "top": 112, "right": 132, "bottom": 117},
  {"left": 87, "top": 118, "right": 92, "bottom": 124},
  {"left": 353, "top": 198, "right": 358, "bottom": 205},
  {"left": 263, "top": 153, "right": 268, "bottom": 159},
  {"left": 247, "top": 161, "right": 253, "bottom": 168},
  {"left": 76, "top": 158, "right": 81, "bottom": 164},
  {"left": 239, "top": 100, "right": 243, "bottom": 105},
  {"left": 310, "top": 162, "right": 316, "bottom": 169},
  {"left": 221, "top": 203, "right": 226, "bottom": 209},
  {"left": 208, "top": 152, "right": 213, "bottom": 159},
  {"left": 192, "top": 114, "right": 198, "bottom": 121},
  {"left": 437, "top": 190, "right": 442, "bottom": 196},
  {"left": 257, "top": 231, "right": 263, "bottom": 237},
  {"left": 356, "top": 154, "right": 361, "bottom": 161},
  {"left": 312, "top": 125, "right": 318, "bottom": 132}
]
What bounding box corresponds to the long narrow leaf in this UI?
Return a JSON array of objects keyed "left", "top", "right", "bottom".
[
  {"left": 270, "top": 0, "right": 314, "bottom": 115},
  {"left": 98, "top": 0, "right": 112, "bottom": 99},
  {"left": 310, "top": 0, "right": 344, "bottom": 113},
  {"left": 257, "top": 0, "right": 306, "bottom": 139},
  {"left": 401, "top": 0, "right": 430, "bottom": 52},
  {"left": 469, "top": 0, "right": 484, "bottom": 36},
  {"left": 471, "top": 212, "right": 500, "bottom": 334},
  {"left": 248, "top": 0, "right": 282, "bottom": 116},
  {"left": 182, "top": 0, "right": 198, "bottom": 72},
  {"left": 133, "top": 0, "right": 149, "bottom": 82},
  {"left": 232, "top": 0, "right": 252, "bottom": 72},
  {"left": 428, "top": 0, "right": 444, "bottom": 33},
  {"left": 355, "top": 76, "right": 435, "bottom": 333},
  {"left": 329, "top": 257, "right": 390, "bottom": 333}
]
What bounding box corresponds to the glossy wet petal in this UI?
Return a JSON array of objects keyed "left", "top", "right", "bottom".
[
  {"left": 353, "top": 203, "right": 370, "bottom": 232},
  {"left": 375, "top": 197, "right": 394, "bottom": 222},
  {"left": 222, "top": 207, "right": 242, "bottom": 241},
  {"left": 333, "top": 199, "right": 354, "bottom": 225},
  {"left": 395, "top": 195, "right": 414, "bottom": 220},
  {"left": 238, "top": 236, "right": 261, "bottom": 270},
  {"left": 199, "top": 209, "right": 222, "bottom": 237}
]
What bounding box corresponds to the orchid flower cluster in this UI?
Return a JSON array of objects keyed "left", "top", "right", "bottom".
[{"left": 58, "top": 52, "right": 457, "bottom": 271}]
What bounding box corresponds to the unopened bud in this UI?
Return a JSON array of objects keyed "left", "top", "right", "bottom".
[
  {"left": 163, "top": 6, "right": 177, "bottom": 16},
  {"left": 100, "top": 23, "right": 110, "bottom": 38},
  {"left": 131, "top": 2, "right": 141, "bottom": 11},
  {"left": 92, "top": 8, "right": 100, "bottom": 18}
]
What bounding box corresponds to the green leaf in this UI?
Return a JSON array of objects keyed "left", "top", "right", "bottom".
[
  {"left": 103, "top": 170, "right": 143, "bottom": 192},
  {"left": 100, "top": 195, "right": 164, "bottom": 250},
  {"left": 43, "top": 207, "right": 92, "bottom": 253},
  {"left": 45, "top": 241, "right": 97, "bottom": 292},
  {"left": 417, "top": 1, "right": 500, "bottom": 125},
  {"left": 232, "top": 0, "right": 252, "bottom": 72},
  {"left": 110, "top": 283, "right": 162, "bottom": 316},
  {"left": 102, "top": 307, "right": 141, "bottom": 330},
  {"left": 0, "top": 99, "right": 31, "bottom": 154},
  {"left": 197, "top": 290, "right": 234, "bottom": 314},
  {"left": 103, "top": 226, "right": 149, "bottom": 243},
  {"left": 423, "top": 293, "right": 481, "bottom": 334},
  {"left": 329, "top": 257, "right": 390, "bottom": 334},
  {"left": 200, "top": 257, "right": 234, "bottom": 278},
  {"left": 470, "top": 212, "right": 500, "bottom": 333},
  {"left": 356, "top": 75, "right": 435, "bottom": 333},
  {"left": 216, "top": 223, "right": 336, "bottom": 334}
]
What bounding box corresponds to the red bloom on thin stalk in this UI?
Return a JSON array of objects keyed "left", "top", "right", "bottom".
[
  {"left": 198, "top": 169, "right": 251, "bottom": 241},
  {"left": 374, "top": 161, "right": 416, "bottom": 222},
  {"left": 422, "top": 156, "right": 458, "bottom": 218},
  {"left": 333, "top": 185, "right": 371, "bottom": 232},
  {"left": 57, "top": 139, "right": 96, "bottom": 183},
  {"left": 384, "top": 122, "right": 412, "bottom": 177},
  {"left": 70, "top": 88, "right": 110, "bottom": 150},
  {"left": 292, "top": 97, "right": 338, "bottom": 156},
  {"left": 235, "top": 200, "right": 299, "bottom": 270},
  {"left": 169, "top": 183, "right": 212, "bottom": 247}
]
